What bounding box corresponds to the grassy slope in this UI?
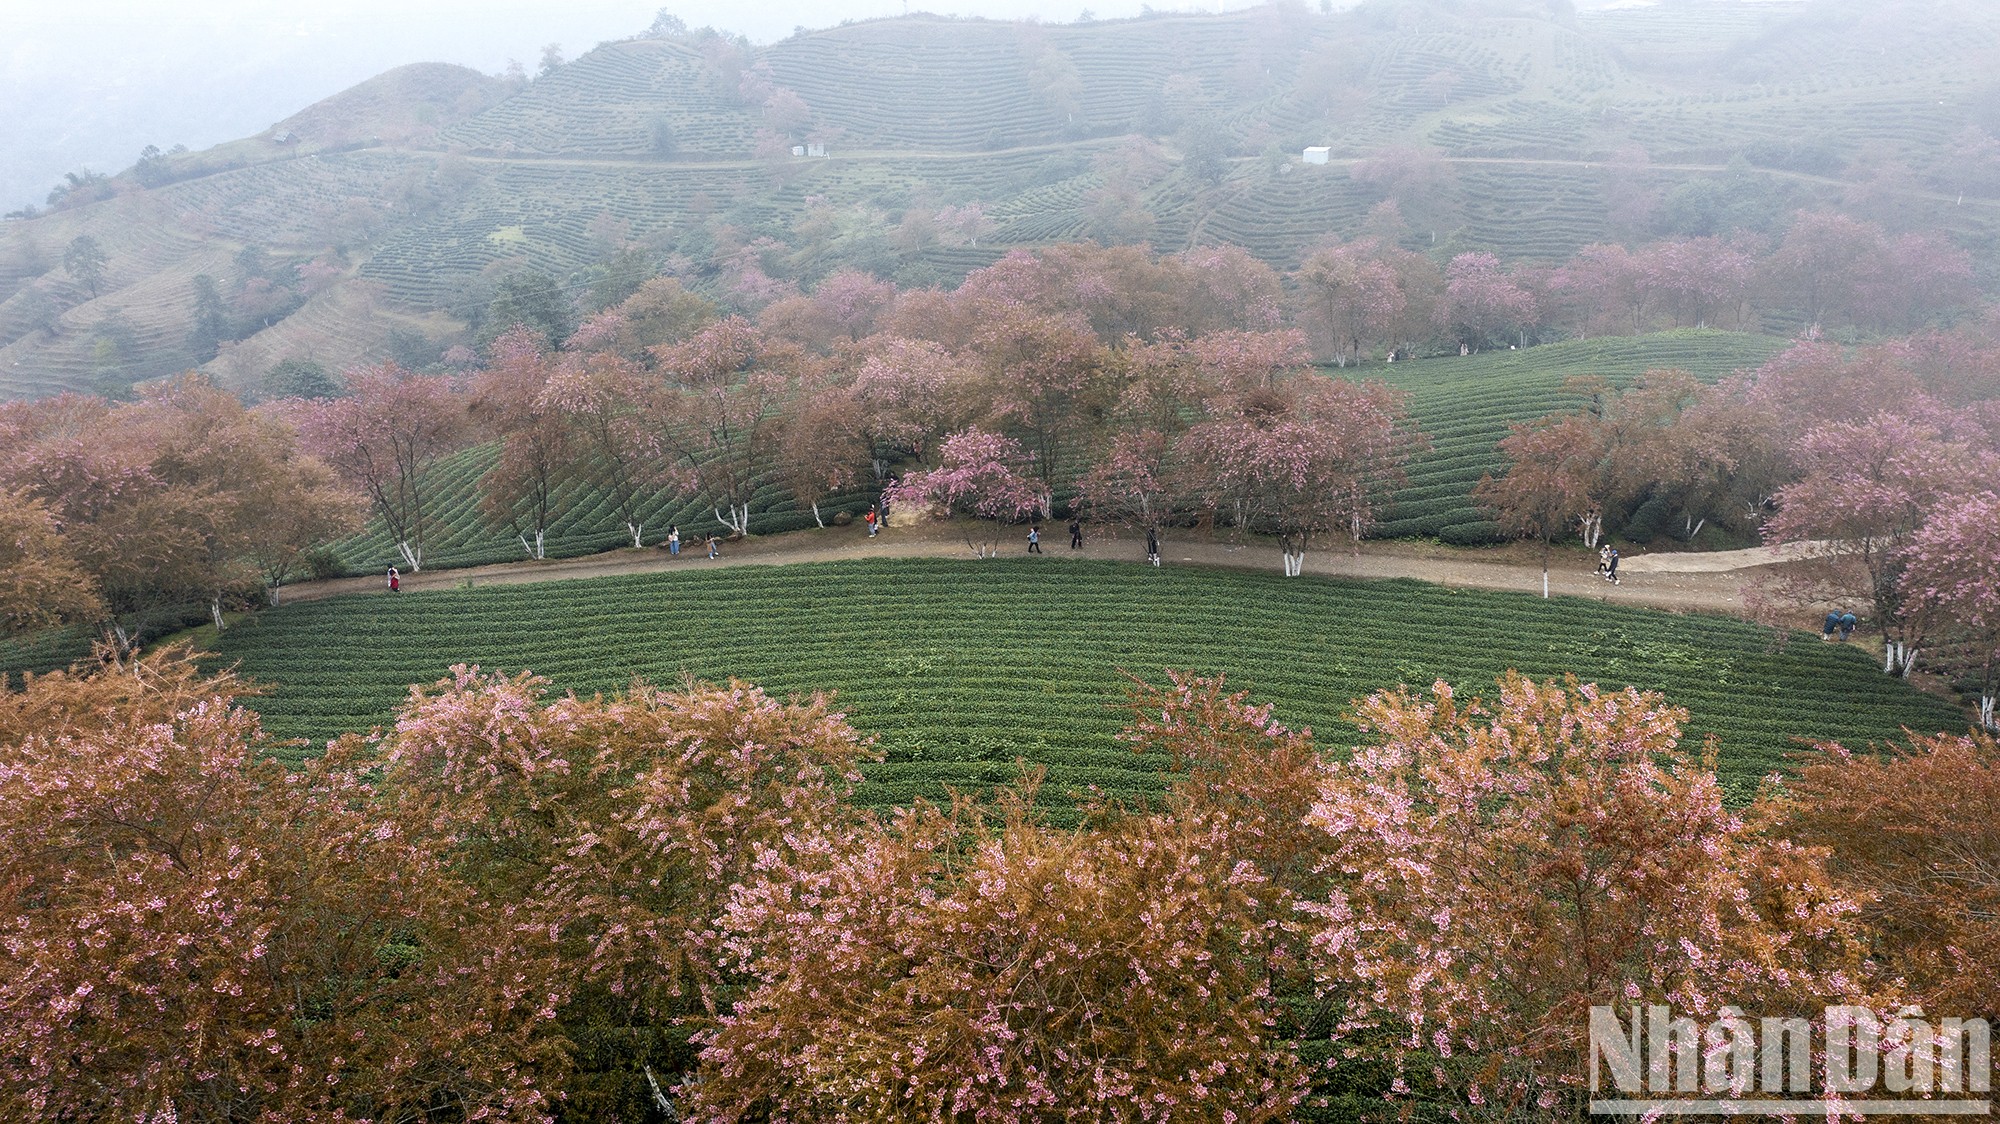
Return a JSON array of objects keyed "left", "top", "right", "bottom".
[{"left": 208, "top": 558, "right": 1968, "bottom": 813}]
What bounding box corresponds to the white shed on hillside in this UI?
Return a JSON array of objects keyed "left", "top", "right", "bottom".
[{"left": 1302, "top": 146, "right": 1330, "bottom": 165}]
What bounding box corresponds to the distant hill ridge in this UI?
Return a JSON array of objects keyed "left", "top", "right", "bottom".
[{"left": 4, "top": 0, "right": 2000, "bottom": 401}]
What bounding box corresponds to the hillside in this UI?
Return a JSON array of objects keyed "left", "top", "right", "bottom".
[{"left": 4, "top": 0, "right": 2000, "bottom": 400}]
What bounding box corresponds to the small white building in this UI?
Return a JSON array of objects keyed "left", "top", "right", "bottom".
[{"left": 1302, "top": 146, "right": 1331, "bottom": 165}]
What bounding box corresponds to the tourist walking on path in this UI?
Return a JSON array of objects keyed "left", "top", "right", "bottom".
[
  {"left": 866, "top": 508, "right": 878, "bottom": 537},
  {"left": 1598, "top": 545, "right": 1612, "bottom": 577},
  {"left": 1145, "top": 527, "right": 1160, "bottom": 567},
  {"left": 707, "top": 535, "right": 719, "bottom": 559},
  {"left": 1068, "top": 518, "right": 1083, "bottom": 550},
  {"left": 1604, "top": 548, "right": 1621, "bottom": 585},
  {"left": 387, "top": 566, "right": 400, "bottom": 593},
  {"left": 668, "top": 526, "right": 680, "bottom": 556},
  {"left": 1027, "top": 526, "right": 1043, "bottom": 554},
  {"left": 877, "top": 495, "right": 890, "bottom": 528}
]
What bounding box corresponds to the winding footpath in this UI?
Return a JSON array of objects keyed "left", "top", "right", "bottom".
[{"left": 280, "top": 524, "right": 1800, "bottom": 619}]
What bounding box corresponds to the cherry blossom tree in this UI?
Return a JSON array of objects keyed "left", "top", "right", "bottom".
[
  {"left": 1476, "top": 412, "right": 1608, "bottom": 597},
  {"left": 1780, "top": 730, "right": 2000, "bottom": 1013},
  {"left": 1553, "top": 242, "right": 1650, "bottom": 335},
  {"left": 1763, "top": 411, "right": 1995, "bottom": 677},
  {"left": 573, "top": 276, "right": 717, "bottom": 362},
  {"left": 1901, "top": 492, "right": 2000, "bottom": 729},
  {"left": 775, "top": 374, "right": 869, "bottom": 527},
  {"left": 1174, "top": 244, "right": 1284, "bottom": 333},
  {"left": 472, "top": 326, "right": 574, "bottom": 558},
  {"left": 884, "top": 428, "right": 1045, "bottom": 557},
  {"left": 1305, "top": 673, "right": 1862, "bottom": 1118},
  {"left": 0, "top": 490, "right": 104, "bottom": 633},
  {"left": 1073, "top": 428, "right": 1187, "bottom": 535},
  {"left": 1439, "top": 251, "right": 1537, "bottom": 352},
  {"left": 544, "top": 350, "right": 661, "bottom": 548},
  {"left": 1759, "top": 210, "right": 1881, "bottom": 331},
  {"left": 0, "top": 649, "right": 565, "bottom": 1123},
  {"left": 0, "top": 378, "right": 356, "bottom": 632},
  {"left": 1297, "top": 239, "right": 1405, "bottom": 366},
  {"left": 293, "top": 363, "right": 467, "bottom": 571},
  {"left": 1862, "top": 231, "right": 1977, "bottom": 333},
  {"left": 1638, "top": 235, "right": 1756, "bottom": 329},
  {"left": 652, "top": 317, "right": 802, "bottom": 537},
  {"left": 692, "top": 784, "right": 1310, "bottom": 1123},
  {"left": 692, "top": 671, "right": 1328, "bottom": 1124},
  {"left": 1183, "top": 377, "right": 1420, "bottom": 576},
  {"left": 979, "top": 309, "right": 1114, "bottom": 495},
  {"left": 366, "top": 665, "right": 873, "bottom": 1112},
  {"left": 852, "top": 336, "right": 986, "bottom": 474}
]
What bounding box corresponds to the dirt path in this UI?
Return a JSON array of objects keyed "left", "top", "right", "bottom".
[{"left": 282, "top": 524, "right": 1778, "bottom": 617}]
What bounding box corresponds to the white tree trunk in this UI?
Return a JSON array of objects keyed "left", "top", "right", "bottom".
[
  {"left": 628, "top": 522, "right": 644, "bottom": 548},
  {"left": 644, "top": 1066, "right": 682, "bottom": 1122},
  {"left": 811, "top": 501, "right": 824, "bottom": 528},
  {"left": 1542, "top": 566, "right": 1549, "bottom": 600},
  {"left": 210, "top": 598, "right": 224, "bottom": 631},
  {"left": 397, "top": 539, "right": 422, "bottom": 572},
  {"left": 1981, "top": 693, "right": 1996, "bottom": 732},
  {"left": 1883, "top": 641, "right": 1919, "bottom": 678},
  {"left": 1579, "top": 511, "right": 1603, "bottom": 548},
  {"left": 1281, "top": 550, "right": 1305, "bottom": 577}
]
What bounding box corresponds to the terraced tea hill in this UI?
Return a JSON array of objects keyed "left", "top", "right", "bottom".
[
  {"left": 209, "top": 559, "right": 1968, "bottom": 811},
  {"left": 1368, "top": 329, "right": 1788, "bottom": 542},
  {"left": 11, "top": 1, "right": 2000, "bottom": 397}
]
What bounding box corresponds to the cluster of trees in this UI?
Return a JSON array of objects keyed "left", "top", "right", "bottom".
[
  {"left": 282, "top": 244, "right": 1424, "bottom": 577},
  {"left": 4, "top": 648, "right": 1993, "bottom": 1121},
  {"left": 471, "top": 200, "right": 1970, "bottom": 409},
  {"left": 186, "top": 245, "right": 338, "bottom": 364},
  {"left": 1295, "top": 209, "right": 1975, "bottom": 365},
  {"left": 1479, "top": 331, "right": 2000, "bottom": 722},
  {"left": 0, "top": 378, "right": 357, "bottom": 644}
]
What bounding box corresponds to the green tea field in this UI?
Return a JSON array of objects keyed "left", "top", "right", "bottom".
[{"left": 208, "top": 557, "right": 1967, "bottom": 811}]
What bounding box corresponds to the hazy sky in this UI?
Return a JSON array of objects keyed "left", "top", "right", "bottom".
[{"left": 1, "top": 0, "right": 1260, "bottom": 210}]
